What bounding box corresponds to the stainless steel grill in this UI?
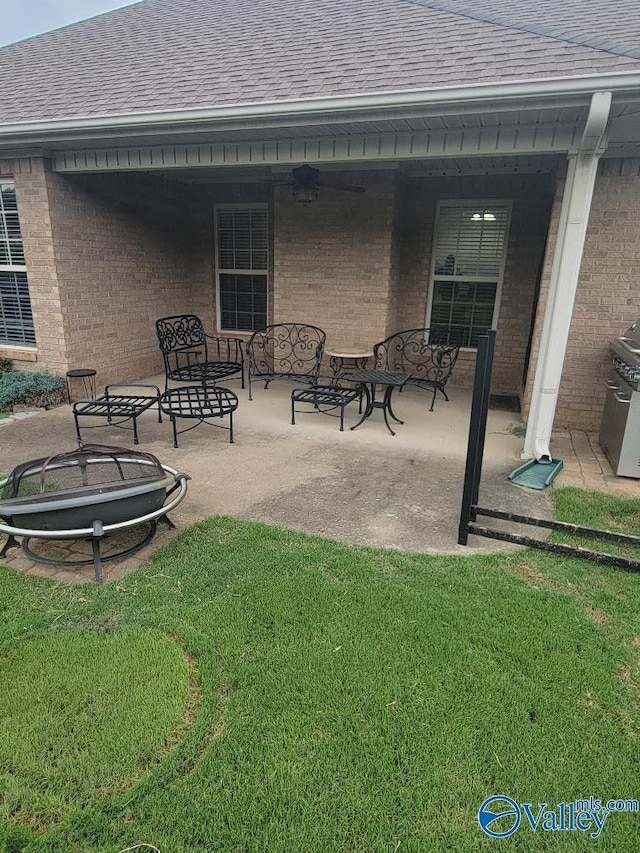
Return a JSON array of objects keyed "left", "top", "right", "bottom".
[{"left": 600, "top": 321, "right": 640, "bottom": 478}]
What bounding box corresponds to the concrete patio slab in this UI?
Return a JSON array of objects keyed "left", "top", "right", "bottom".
[{"left": 0, "top": 379, "right": 555, "bottom": 583}]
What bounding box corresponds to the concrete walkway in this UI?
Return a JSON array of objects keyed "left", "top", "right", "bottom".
[{"left": 0, "top": 378, "right": 632, "bottom": 582}]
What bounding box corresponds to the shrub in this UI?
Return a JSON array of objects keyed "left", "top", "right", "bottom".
[
  {"left": 0, "top": 358, "right": 12, "bottom": 378},
  {"left": 0, "top": 370, "right": 66, "bottom": 412}
]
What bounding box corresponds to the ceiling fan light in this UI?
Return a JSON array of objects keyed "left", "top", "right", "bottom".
[{"left": 292, "top": 184, "right": 319, "bottom": 205}]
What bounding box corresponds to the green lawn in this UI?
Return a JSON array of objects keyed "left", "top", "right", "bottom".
[{"left": 0, "top": 489, "right": 638, "bottom": 852}]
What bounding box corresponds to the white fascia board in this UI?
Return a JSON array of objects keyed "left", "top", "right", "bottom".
[
  {"left": 52, "top": 124, "right": 582, "bottom": 172},
  {"left": 1, "top": 71, "right": 640, "bottom": 146}
]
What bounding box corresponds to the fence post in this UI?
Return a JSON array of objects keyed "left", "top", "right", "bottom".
[{"left": 458, "top": 331, "right": 496, "bottom": 545}]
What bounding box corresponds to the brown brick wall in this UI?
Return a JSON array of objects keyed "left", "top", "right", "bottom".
[
  {"left": 5, "top": 160, "right": 557, "bottom": 408},
  {"left": 43, "top": 167, "right": 205, "bottom": 389},
  {"left": 386, "top": 173, "right": 406, "bottom": 336},
  {"left": 272, "top": 170, "right": 396, "bottom": 353},
  {"left": 6, "top": 162, "right": 275, "bottom": 385},
  {"left": 526, "top": 158, "right": 640, "bottom": 431},
  {"left": 269, "top": 170, "right": 552, "bottom": 389},
  {"left": 6, "top": 154, "right": 637, "bottom": 436},
  {"left": 200, "top": 182, "right": 271, "bottom": 334},
  {"left": 396, "top": 172, "right": 554, "bottom": 395},
  {"left": 3, "top": 158, "right": 68, "bottom": 374}
]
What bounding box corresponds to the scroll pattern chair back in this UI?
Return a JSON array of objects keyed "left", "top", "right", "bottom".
[
  {"left": 374, "top": 328, "right": 460, "bottom": 411},
  {"left": 156, "top": 315, "right": 206, "bottom": 357},
  {"left": 155, "top": 315, "right": 244, "bottom": 390},
  {"left": 246, "top": 323, "right": 326, "bottom": 399}
]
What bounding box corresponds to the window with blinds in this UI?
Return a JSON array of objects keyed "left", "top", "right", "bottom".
[
  {"left": 215, "top": 206, "right": 268, "bottom": 332},
  {"left": 0, "top": 182, "right": 36, "bottom": 346},
  {"left": 428, "top": 202, "right": 510, "bottom": 347}
]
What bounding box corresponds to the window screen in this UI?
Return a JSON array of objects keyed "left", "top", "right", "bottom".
[
  {"left": 0, "top": 183, "right": 35, "bottom": 346},
  {"left": 216, "top": 208, "right": 268, "bottom": 331},
  {"left": 429, "top": 204, "right": 509, "bottom": 347}
]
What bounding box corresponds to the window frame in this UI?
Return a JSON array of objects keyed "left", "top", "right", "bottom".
[
  {"left": 0, "top": 180, "right": 36, "bottom": 349},
  {"left": 214, "top": 203, "right": 269, "bottom": 334},
  {"left": 425, "top": 199, "right": 512, "bottom": 350}
]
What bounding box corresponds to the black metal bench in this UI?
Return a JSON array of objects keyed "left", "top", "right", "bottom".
[
  {"left": 291, "top": 384, "right": 361, "bottom": 431},
  {"left": 246, "top": 323, "right": 326, "bottom": 400},
  {"left": 373, "top": 328, "right": 461, "bottom": 411}
]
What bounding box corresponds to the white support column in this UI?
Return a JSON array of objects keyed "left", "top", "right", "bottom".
[{"left": 523, "top": 91, "right": 611, "bottom": 461}]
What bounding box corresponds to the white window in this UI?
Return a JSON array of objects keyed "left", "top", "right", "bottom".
[
  {"left": 427, "top": 201, "right": 510, "bottom": 348},
  {"left": 0, "top": 182, "right": 35, "bottom": 346},
  {"left": 215, "top": 205, "right": 268, "bottom": 332}
]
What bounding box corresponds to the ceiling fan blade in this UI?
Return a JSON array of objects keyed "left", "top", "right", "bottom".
[{"left": 317, "top": 181, "right": 366, "bottom": 193}]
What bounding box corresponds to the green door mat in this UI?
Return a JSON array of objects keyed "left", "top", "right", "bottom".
[{"left": 509, "top": 458, "right": 564, "bottom": 490}]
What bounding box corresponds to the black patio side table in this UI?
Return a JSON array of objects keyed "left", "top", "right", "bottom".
[
  {"left": 159, "top": 385, "right": 238, "bottom": 447},
  {"left": 66, "top": 368, "right": 97, "bottom": 402},
  {"left": 349, "top": 369, "right": 410, "bottom": 435}
]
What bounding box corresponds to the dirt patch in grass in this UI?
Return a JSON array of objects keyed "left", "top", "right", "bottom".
[
  {"left": 161, "top": 639, "right": 203, "bottom": 756},
  {"left": 584, "top": 606, "right": 610, "bottom": 626},
  {"left": 176, "top": 683, "right": 229, "bottom": 778},
  {"left": 508, "top": 561, "right": 546, "bottom": 587}
]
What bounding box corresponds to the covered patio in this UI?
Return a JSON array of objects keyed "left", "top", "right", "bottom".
[
  {"left": 4, "top": 77, "right": 640, "bottom": 472},
  {"left": 0, "top": 379, "right": 554, "bottom": 581},
  {"left": 1, "top": 0, "right": 640, "bottom": 589}
]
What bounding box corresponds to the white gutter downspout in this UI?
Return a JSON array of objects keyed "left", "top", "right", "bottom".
[{"left": 523, "top": 90, "right": 611, "bottom": 462}]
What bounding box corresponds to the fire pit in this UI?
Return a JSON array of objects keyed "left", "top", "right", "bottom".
[{"left": 0, "top": 444, "right": 190, "bottom": 582}]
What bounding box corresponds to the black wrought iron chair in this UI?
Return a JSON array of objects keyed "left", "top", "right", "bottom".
[
  {"left": 246, "top": 323, "right": 326, "bottom": 400},
  {"left": 155, "top": 315, "right": 244, "bottom": 391},
  {"left": 373, "top": 328, "right": 461, "bottom": 411}
]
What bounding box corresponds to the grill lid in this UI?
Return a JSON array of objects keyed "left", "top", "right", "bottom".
[
  {"left": 1, "top": 444, "right": 167, "bottom": 501},
  {"left": 620, "top": 319, "right": 640, "bottom": 350},
  {"left": 611, "top": 319, "right": 640, "bottom": 371}
]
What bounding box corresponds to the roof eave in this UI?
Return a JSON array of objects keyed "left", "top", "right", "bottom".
[{"left": 2, "top": 71, "right": 640, "bottom": 147}]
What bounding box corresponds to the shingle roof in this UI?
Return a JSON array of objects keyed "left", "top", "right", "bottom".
[
  {"left": 1, "top": 0, "right": 639, "bottom": 124},
  {"left": 426, "top": 0, "right": 640, "bottom": 55}
]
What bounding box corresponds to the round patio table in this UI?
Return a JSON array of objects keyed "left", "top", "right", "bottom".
[
  {"left": 325, "top": 347, "right": 373, "bottom": 378},
  {"left": 159, "top": 385, "right": 238, "bottom": 447}
]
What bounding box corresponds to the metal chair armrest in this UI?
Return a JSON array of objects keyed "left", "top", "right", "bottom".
[{"left": 203, "top": 334, "right": 245, "bottom": 364}]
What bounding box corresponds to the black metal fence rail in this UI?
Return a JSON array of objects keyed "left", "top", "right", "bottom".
[{"left": 457, "top": 331, "right": 640, "bottom": 571}]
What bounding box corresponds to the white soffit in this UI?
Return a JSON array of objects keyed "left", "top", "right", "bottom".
[
  {"left": 52, "top": 123, "right": 582, "bottom": 172},
  {"left": 606, "top": 106, "right": 640, "bottom": 153}
]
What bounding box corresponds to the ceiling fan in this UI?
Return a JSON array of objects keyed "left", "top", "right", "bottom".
[{"left": 270, "top": 164, "right": 366, "bottom": 205}]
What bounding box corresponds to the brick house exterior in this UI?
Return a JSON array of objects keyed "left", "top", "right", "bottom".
[{"left": 1, "top": 0, "right": 640, "bottom": 456}]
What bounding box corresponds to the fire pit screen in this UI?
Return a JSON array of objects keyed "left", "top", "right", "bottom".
[{"left": 0, "top": 444, "right": 189, "bottom": 583}]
